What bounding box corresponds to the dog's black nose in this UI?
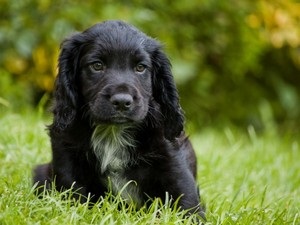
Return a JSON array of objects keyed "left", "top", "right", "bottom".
[{"left": 110, "top": 93, "right": 133, "bottom": 111}]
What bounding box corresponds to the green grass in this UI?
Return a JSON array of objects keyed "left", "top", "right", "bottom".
[{"left": 0, "top": 110, "right": 299, "bottom": 224}]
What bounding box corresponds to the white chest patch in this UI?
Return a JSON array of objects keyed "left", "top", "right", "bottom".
[
  {"left": 91, "top": 124, "right": 135, "bottom": 173},
  {"left": 91, "top": 124, "right": 142, "bottom": 206}
]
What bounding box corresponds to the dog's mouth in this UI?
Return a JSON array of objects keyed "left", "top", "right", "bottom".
[
  {"left": 89, "top": 102, "right": 148, "bottom": 125},
  {"left": 110, "top": 115, "right": 133, "bottom": 124},
  {"left": 92, "top": 113, "right": 136, "bottom": 125}
]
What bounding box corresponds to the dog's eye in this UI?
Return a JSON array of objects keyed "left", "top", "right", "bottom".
[
  {"left": 90, "top": 62, "right": 104, "bottom": 72},
  {"left": 135, "top": 64, "right": 146, "bottom": 73}
]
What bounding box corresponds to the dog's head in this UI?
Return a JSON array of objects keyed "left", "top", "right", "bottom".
[{"left": 52, "top": 20, "right": 184, "bottom": 140}]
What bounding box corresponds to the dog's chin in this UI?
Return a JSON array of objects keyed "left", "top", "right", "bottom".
[
  {"left": 90, "top": 109, "right": 148, "bottom": 126},
  {"left": 110, "top": 116, "right": 133, "bottom": 124},
  {"left": 91, "top": 115, "right": 143, "bottom": 126}
]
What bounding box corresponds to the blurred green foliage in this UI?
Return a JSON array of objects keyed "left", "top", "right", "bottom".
[{"left": 0, "top": 0, "right": 299, "bottom": 132}]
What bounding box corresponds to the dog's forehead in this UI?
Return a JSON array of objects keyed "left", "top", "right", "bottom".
[
  {"left": 77, "top": 20, "right": 160, "bottom": 60},
  {"left": 84, "top": 21, "right": 148, "bottom": 47}
]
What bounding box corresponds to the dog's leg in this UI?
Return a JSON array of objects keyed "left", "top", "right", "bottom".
[{"left": 32, "top": 163, "right": 53, "bottom": 196}]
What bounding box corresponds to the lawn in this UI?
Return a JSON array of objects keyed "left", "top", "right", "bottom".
[{"left": 0, "top": 110, "right": 299, "bottom": 224}]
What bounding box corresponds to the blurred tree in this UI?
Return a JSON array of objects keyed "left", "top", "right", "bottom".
[{"left": 0, "top": 0, "right": 299, "bottom": 132}]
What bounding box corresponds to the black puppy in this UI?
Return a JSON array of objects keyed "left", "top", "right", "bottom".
[{"left": 33, "top": 20, "right": 205, "bottom": 219}]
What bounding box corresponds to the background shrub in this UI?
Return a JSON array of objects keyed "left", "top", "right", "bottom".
[{"left": 0, "top": 0, "right": 299, "bottom": 133}]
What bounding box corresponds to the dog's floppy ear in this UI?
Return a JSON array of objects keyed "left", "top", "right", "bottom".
[
  {"left": 151, "top": 48, "right": 184, "bottom": 140},
  {"left": 51, "top": 33, "right": 84, "bottom": 131}
]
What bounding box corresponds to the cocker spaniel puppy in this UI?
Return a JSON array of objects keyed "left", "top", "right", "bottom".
[{"left": 33, "top": 20, "right": 205, "bottom": 219}]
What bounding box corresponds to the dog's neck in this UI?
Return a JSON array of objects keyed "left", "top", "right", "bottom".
[
  {"left": 91, "top": 124, "right": 136, "bottom": 174},
  {"left": 91, "top": 124, "right": 142, "bottom": 206}
]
